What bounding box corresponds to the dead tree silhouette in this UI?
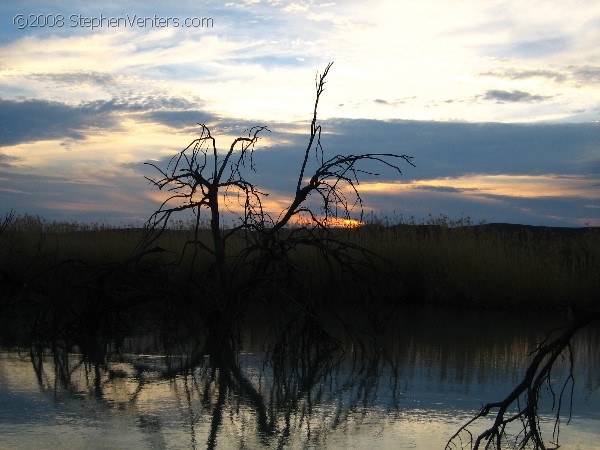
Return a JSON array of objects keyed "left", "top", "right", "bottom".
[{"left": 141, "top": 62, "right": 414, "bottom": 316}]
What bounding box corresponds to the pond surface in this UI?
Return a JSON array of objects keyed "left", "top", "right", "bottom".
[{"left": 1, "top": 306, "right": 599, "bottom": 449}]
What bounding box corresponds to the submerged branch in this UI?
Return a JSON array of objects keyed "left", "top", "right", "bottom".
[{"left": 446, "top": 306, "right": 600, "bottom": 450}]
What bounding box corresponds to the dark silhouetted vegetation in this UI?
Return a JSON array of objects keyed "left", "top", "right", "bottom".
[{"left": 2, "top": 213, "right": 599, "bottom": 314}]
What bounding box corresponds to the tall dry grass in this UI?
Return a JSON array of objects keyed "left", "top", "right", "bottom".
[
  {"left": 1, "top": 213, "right": 598, "bottom": 310},
  {"left": 352, "top": 216, "right": 600, "bottom": 309}
]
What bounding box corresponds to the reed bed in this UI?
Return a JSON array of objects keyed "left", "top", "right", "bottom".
[
  {"left": 1, "top": 214, "right": 599, "bottom": 311},
  {"left": 354, "top": 220, "right": 600, "bottom": 309}
]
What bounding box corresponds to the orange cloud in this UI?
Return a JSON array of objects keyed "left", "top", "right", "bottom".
[{"left": 357, "top": 174, "right": 600, "bottom": 200}]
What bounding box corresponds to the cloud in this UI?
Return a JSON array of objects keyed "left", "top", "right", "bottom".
[
  {"left": 319, "top": 119, "right": 600, "bottom": 179},
  {"left": 483, "top": 90, "right": 552, "bottom": 103},
  {"left": 373, "top": 98, "right": 413, "bottom": 107},
  {"left": 0, "top": 169, "right": 156, "bottom": 223},
  {"left": 410, "top": 184, "right": 476, "bottom": 194},
  {"left": 140, "top": 110, "right": 216, "bottom": 128},
  {"left": 480, "top": 65, "right": 600, "bottom": 87},
  {"left": 0, "top": 99, "right": 115, "bottom": 146},
  {"left": 139, "top": 119, "right": 598, "bottom": 224},
  {"left": 27, "top": 71, "right": 120, "bottom": 87},
  {"left": 2, "top": 1, "right": 599, "bottom": 123},
  {"left": 510, "top": 37, "right": 572, "bottom": 58},
  {"left": 4, "top": 106, "right": 599, "bottom": 181},
  {"left": 572, "top": 65, "right": 600, "bottom": 85},
  {"left": 355, "top": 180, "right": 600, "bottom": 226},
  {"left": 354, "top": 183, "right": 600, "bottom": 227},
  {"left": 3, "top": 117, "right": 600, "bottom": 227},
  {"left": 0, "top": 95, "right": 213, "bottom": 146},
  {"left": 0, "top": 153, "right": 20, "bottom": 168},
  {"left": 482, "top": 35, "right": 573, "bottom": 60},
  {"left": 479, "top": 69, "right": 567, "bottom": 83},
  {"left": 357, "top": 175, "right": 600, "bottom": 200}
]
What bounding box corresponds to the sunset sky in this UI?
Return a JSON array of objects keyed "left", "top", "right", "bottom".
[{"left": 1, "top": 0, "right": 599, "bottom": 226}]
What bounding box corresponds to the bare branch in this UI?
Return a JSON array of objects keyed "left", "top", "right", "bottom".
[
  {"left": 446, "top": 307, "right": 600, "bottom": 450},
  {"left": 297, "top": 62, "right": 333, "bottom": 192}
]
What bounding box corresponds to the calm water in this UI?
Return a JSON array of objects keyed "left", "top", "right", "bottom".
[{"left": 1, "top": 307, "right": 599, "bottom": 449}]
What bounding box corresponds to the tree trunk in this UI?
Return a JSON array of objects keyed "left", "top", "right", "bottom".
[{"left": 208, "top": 185, "right": 227, "bottom": 291}]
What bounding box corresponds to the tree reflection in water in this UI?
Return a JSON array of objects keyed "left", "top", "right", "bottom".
[
  {"left": 15, "top": 304, "right": 600, "bottom": 449},
  {"left": 22, "top": 302, "right": 400, "bottom": 449}
]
